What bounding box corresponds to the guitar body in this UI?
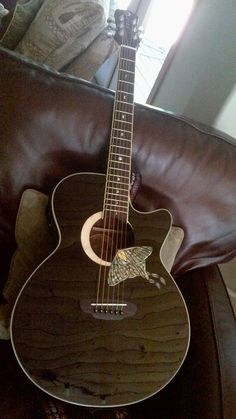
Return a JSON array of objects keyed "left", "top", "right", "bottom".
[{"left": 11, "top": 172, "right": 190, "bottom": 408}]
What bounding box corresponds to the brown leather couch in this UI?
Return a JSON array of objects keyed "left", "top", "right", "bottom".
[{"left": 0, "top": 46, "right": 236, "bottom": 419}]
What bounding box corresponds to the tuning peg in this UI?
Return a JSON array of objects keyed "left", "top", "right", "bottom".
[
  {"left": 138, "top": 25, "right": 144, "bottom": 34},
  {"left": 106, "top": 16, "right": 116, "bottom": 38},
  {"left": 107, "top": 17, "right": 116, "bottom": 29},
  {"left": 106, "top": 28, "right": 115, "bottom": 37},
  {"left": 107, "top": 17, "right": 115, "bottom": 24},
  {"left": 138, "top": 26, "right": 144, "bottom": 40}
]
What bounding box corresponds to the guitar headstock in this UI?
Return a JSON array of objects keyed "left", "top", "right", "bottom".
[{"left": 113, "top": 9, "right": 140, "bottom": 49}]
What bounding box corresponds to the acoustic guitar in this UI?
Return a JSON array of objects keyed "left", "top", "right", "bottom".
[{"left": 10, "top": 9, "right": 190, "bottom": 408}]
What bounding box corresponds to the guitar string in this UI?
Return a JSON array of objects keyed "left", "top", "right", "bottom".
[
  {"left": 103, "top": 30, "right": 136, "bottom": 313},
  {"left": 119, "top": 44, "right": 136, "bottom": 311},
  {"left": 95, "top": 45, "right": 125, "bottom": 311},
  {"left": 111, "top": 45, "right": 130, "bottom": 312},
  {"left": 96, "top": 17, "right": 136, "bottom": 313},
  {"left": 105, "top": 43, "right": 130, "bottom": 312},
  {"left": 101, "top": 37, "right": 131, "bottom": 312},
  {"left": 109, "top": 34, "right": 136, "bottom": 312}
]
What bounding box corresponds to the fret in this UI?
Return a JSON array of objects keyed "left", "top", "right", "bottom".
[
  {"left": 106, "top": 194, "right": 129, "bottom": 200},
  {"left": 111, "top": 137, "right": 131, "bottom": 144},
  {"left": 112, "top": 138, "right": 132, "bottom": 144},
  {"left": 116, "top": 92, "right": 133, "bottom": 101},
  {"left": 117, "top": 90, "right": 134, "bottom": 97},
  {"left": 105, "top": 201, "right": 129, "bottom": 210},
  {"left": 118, "top": 76, "right": 135, "bottom": 85},
  {"left": 118, "top": 69, "right": 135, "bottom": 77},
  {"left": 107, "top": 181, "right": 129, "bottom": 187},
  {"left": 108, "top": 173, "right": 130, "bottom": 180},
  {"left": 106, "top": 187, "right": 129, "bottom": 195},
  {"left": 112, "top": 129, "right": 132, "bottom": 135},
  {"left": 121, "top": 44, "right": 136, "bottom": 51},
  {"left": 103, "top": 208, "right": 128, "bottom": 215},
  {"left": 115, "top": 99, "right": 133, "bottom": 106},
  {"left": 109, "top": 167, "right": 130, "bottom": 173},
  {"left": 116, "top": 94, "right": 133, "bottom": 102},
  {"left": 109, "top": 179, "right": 130, "bottom": 185},
  {"left": 112, "top": 130, "right": 132, "bottom": 136},
  {"left": 109, "top": 155, "right": 130, "bottom": 161},
  {"left": 107, "top": 184, "right": 129, "bottom": 192},
  {"left": 114, "top": 116, "right": 133, "bottom": 124},
  {"left": 115, "top": 109, "right": 133, "bottom": 116},
  {"left": 106, "top": 192, "right": 128, "bottom": 199},
  {"left": 118, "top": 80, "right": 134, "bottom": 85},
  {"left": 117, "top": 89, "right": 134, "bottom": 94},
  {"left": 111, "top": 144, "right": 131, "bottom": 151},
  {"left": 113, "top": 119, "right": 132, "bottom": 125},
  {"left": 107, "top": 183, "right": 129, "bottom": 190},
  {"left": 111, "top": 151, "right": 130, "bottom": 163},
  {"left": 120, "top": 57, "right": 135, "bottom": 63},
  {"left": 119, "top": 70, "right": 135, "bottom": 75},
  {"left": 105, "top": 206, "right": 128, "bottom": 213},
  {"left": 109, "top": 160, "right": 130, "bottom": 166},
  {"left": 116, "top": 97, "right": 133, "bottom": 105},
  {"left": 106, "top": 198, "right": 129, "bottom": 204}
]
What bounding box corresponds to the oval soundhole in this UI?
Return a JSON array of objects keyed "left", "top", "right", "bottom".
[{"left": 90, "top": 216, "right": 134, "bottom": 262}]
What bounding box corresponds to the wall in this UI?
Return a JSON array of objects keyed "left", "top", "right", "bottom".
[
  {"left": 214, "top": 84, "right": 236, "bottom": 139},
  {"left": 150, "top": 0, "right": 236, "bottom": 140}
]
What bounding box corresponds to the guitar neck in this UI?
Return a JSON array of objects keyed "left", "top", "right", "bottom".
[{"left": 103, "top": 45, "right": 136, "bottom": 221}]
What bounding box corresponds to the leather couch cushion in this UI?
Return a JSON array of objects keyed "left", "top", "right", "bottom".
[{"left": 0, "top": 46, "right": 236, "bottom": 288}]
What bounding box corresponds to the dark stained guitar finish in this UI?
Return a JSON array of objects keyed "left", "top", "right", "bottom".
[
  {"left": 11, "top": 173, "right": 190, "bottom": 407},
  {"left": 10, "top": 10, "right": 190, "bottom": 408}
]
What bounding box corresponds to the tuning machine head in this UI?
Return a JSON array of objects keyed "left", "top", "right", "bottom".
[
  {"left": 137, "top": 25, "right": 144, "bottom": 40},
  {"left": 106, "top": 16, "right": 116, "bottom": 37}
]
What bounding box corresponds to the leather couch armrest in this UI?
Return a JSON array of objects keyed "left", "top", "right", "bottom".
[
  {"left": 176, "top": 266, "right": 236, "bottom": 419},
  {"left": 204, "top": 266, "right": 236, "bottom": 418},
  {"left": 131, "top": 265, "right": 236, "bottom": 419}
]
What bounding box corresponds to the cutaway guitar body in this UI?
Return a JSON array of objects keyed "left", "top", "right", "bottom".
[
  {"left": 11, "top": 9, "right": 190, "bottom": 408},
  {"left": 11, "top": 172, "right": 190, "bottom": 407}
]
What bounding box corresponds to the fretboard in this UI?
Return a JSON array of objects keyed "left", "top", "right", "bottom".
[{"left": 103, "top": 45, "right": 136, "bottom": 221}]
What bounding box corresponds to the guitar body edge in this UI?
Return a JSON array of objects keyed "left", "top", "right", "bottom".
[{"left": 10, "top": 172, "right": 190, "bottom": 408}]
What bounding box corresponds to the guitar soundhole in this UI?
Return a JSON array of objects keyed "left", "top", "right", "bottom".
[{"left": 90, "top": 217, "right": 134, "bottom": 262}]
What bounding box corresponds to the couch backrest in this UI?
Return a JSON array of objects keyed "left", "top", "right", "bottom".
[{"left": 0, "top": 47, "right": 236, "bottom": 287}]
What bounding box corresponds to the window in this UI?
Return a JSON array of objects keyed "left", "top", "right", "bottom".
[{"left": 115, "top": 0, "right": 195, "bottom": 103}]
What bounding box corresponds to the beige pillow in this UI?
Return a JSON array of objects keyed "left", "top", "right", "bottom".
[
  {"left": 0, "top": 0, "right": 113, "bottom": 80},
  {"left": 15, "top": 0, "right": 106, "bottom": 70},
  {"left": 0, "top": 189, "right": 55, "bottom": 339},
  {"left": 0, "top": 0, "right": 44, "bottom": 49},
  {"left": 0, "top": 189, "right": 184, "bottom": 339}
]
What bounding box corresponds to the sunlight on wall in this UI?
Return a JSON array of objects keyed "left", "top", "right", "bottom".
[
  {"left": 114, "top": 0, "right": 195, "bottom": 103},
  {"left": 116, "top": 0, "right": 195, "bottom": 47},
  {"left": 145, "top": 0, "right": 195, "bottom": 48},
  {"left": 116, "top": 0, "right": 130, "bottom": 9}
]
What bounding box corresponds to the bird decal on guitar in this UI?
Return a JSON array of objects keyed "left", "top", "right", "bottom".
[{"left": 10, "top": 9, "right": 190, "bottom": 408}]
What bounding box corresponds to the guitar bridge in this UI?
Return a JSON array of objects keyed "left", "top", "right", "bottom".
[{"left": 80, "top": 299, "right": 137, "bottom": 320}]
